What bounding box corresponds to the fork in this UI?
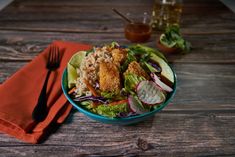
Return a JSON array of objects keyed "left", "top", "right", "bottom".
[{"left": 32, "top": 45, "right": 61, "bottom": 122}]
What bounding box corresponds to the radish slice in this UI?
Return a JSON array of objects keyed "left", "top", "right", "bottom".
[
  {"left": 150, "top": 73, "right": 173, "bottom": 92},
  {"left": 128, "top": 95, "right": 148, "bottom": 114},
  {"left": 137, "top": 81, "right": 165, "bottom": 105}
]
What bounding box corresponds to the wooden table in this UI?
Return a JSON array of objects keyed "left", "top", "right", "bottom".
[{"left": 0, "top": 0, "right": 235, "bottom": 156}]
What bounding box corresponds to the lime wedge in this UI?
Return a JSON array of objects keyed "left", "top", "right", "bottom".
[
  {"left": 67, "top": 63, "right": 77, "bottom": 88},
  {"left": 67, "top": 51, "right": 87, "bottom": 88},
  {"left": 69, "top": 51, "right": 87, "bottom": 68}
]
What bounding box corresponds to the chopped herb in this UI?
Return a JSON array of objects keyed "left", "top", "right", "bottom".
[{"left": 160, "top": 24, "right": 191, "bottom": 53}]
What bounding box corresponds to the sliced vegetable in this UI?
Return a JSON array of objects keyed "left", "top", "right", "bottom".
[
  {"left": 137, "top": 81, "right": 166, "bottom": 105},
  {"left": 67, "top": 63, "right": 78, "bottom": 88},
  {"left": 144, "top": 62, "right": 161, "bottom": 73},
  {"left": 109, "top": 99, "right": 128, "bottom": 106},
  {"left": 128, "top": 95, "right": 149, "bottom": 114},
  {"left": 73, "top": 96, "right": 107, "bottom": 104},
  {"left": 67, "top": 51, "right": 87, "bottom": 88},
  {"left": 150, "top": 53, "right": 174, "bottom": 85},
  {"left": 124, "top": 73, "right": 146, "bottom": 93},
  {"left": 83, "top": 79, "right": 99, "bottom": 97},
  {"left": 68, "top": 87, "right": 76, "bottom": 95},
  {"left": 150, "top": 73, "right": 173, "bottom": 92},
  {"left": 148, "top": 61, "right": 162, "bottom": 73},
  {"left": 91, "top": 102, "right": 100, "bottom": 108}
]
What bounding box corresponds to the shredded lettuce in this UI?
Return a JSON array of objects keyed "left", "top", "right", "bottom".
[
  {"left": 78, "top": 100, "right": 129, "bottom": 118},
  {"left": 95, "top": 103, "right": 128, "bottom": 118},
  {"left": 129, "top": 44, "right": 167, "bottom": 62},
  {"left": 110, "top": 41, "right": 120, "bottom": 48},
  {"left": 101, "top": 91, "right": 116, "bottom": 99},
  {"left": 77, "top": 101, "right": 97, "bottom": 113},
  {"left": 120, "top": 52, "right": 136, "bottom": 73},
  {"left": 124, "top": 73, "right": 146, "bottom": 93}
]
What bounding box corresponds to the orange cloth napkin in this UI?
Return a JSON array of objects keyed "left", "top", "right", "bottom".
[{"left": 0, "top": 41, "right": 91, "bottom": 143}]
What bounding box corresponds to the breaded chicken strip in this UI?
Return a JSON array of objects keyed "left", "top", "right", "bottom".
[
  {"left": 124, "top": 61, "right": 150, "bottom": 80},
  {"left": 111, "top": 48, "right": 127, "bottom": 66},
  {"left": 99, "top": 62, "right": 121, "bottom": 93}
]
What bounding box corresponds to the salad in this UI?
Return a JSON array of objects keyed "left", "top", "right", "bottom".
[{"left": 67, "top": 42, "right": 175, "bottom": 118}]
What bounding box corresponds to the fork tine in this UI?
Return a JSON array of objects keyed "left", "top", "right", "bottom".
[
  {"left": 47, "top": 45, "right": 52, "bottom": 67},
  {"left": 52, "top": 45, "right": 56, "bottom": 64},
  {"left": 53, "top": 45, "right": 57, "bottom": 65},
  {"left": 46, "top": 44, "right": 60, "bottom": 69},
  {"left": 56, "top": 46, "right": 60, "bottom": 66}
]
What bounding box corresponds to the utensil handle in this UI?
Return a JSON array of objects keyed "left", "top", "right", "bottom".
[{"left": 32, "top": 70, "right": 51, "bottom": 122}]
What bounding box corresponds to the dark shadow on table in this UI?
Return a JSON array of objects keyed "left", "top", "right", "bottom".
[{"left": 37, "top": 105, "right": 77, "bottom": 143}]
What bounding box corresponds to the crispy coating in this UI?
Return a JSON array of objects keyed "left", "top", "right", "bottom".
[
  {"left": 99, "top": 62, "right": 121, "bottom": 93},
  {"left": 111, "top": 48, "right": 127, "bottom": 66},
  {"left": 124, "top": 61, "right": 150, "bottom": 80}
]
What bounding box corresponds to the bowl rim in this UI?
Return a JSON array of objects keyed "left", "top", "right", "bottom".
[
  {"left": 61, "top": 64, "right": 177, "bottom": 121},
  {"left": 156, "top": 39, "right": 181, "bottom": 54}
]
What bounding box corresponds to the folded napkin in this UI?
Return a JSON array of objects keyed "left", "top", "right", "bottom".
[{"left": 0, "top": 41, "right": 91, "bottom": 143}]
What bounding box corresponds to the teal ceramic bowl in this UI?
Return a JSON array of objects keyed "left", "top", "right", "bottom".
[{"left": 61, "top": 68, "right": 177, "bottom": 125}]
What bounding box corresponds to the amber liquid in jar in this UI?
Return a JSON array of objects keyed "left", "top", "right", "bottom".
[
  {"left": 151, "top": 0, "right": 182, "bottom": 30},
  {"left": 125, "top": 22, "right": 152, "bottom": 43}
]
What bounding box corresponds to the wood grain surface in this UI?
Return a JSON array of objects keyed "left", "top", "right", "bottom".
[{"left": 0, "top": 0, "right": 235, "bottom": 156}]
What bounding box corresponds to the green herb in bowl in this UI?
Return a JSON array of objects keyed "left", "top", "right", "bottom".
[{"left": 157, "top": 24, "right": 191, "bottom": 54}]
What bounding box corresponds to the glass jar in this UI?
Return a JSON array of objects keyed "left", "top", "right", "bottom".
[
  {"left": 151, "top": 0, "right": 183, "bottom": 30},
  {"left": 124, "top": 12, "right": 152, "bottom": 43}
]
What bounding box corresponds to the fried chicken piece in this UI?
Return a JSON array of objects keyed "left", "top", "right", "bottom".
[
  {"left": 124, "top": 61, "right": 150, "bottom": 80},
  {"left": 111, "top": 48, "right": 127, "bottom": 66},
  {"left": 99, "top": 62, "right": 121, "bottom": 93}
]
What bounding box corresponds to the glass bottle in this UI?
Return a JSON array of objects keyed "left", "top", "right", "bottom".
[{"left": 151, "top": 0, "right": 183, "bottom": 30}]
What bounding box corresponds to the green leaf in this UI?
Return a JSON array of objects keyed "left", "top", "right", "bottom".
[
  {"left": 110, "top": 41, "right": 119, "bottom": 48},
  {"left": 159, "top": 24, "right": 192, "bottom": 53},
  {"left": 101, "top": 91, "right": 116, "bottom": 99},
  {"left": 160, "top": 34, "right": 176, "bottom": 48},
  {"left": 124, "top": 73, "right": 146, "bottom": 93},
  {"left": 120, "top": 52, "right": 136, "bottom": 73},
  {"left": 100, "top": 91, "right": 124, "bottom": 100},
  {"left": 96, "top": 103, "right": 128, "bottom": 118},
  {"left": 129, "top": 44, "right": 167, "bottom": 62}
]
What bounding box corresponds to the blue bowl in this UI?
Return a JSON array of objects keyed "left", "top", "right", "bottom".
[{"left": 61, "top": 68, "right": 177, "bottom": 125}]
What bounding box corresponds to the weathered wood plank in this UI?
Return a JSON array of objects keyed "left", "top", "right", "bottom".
[
  {"left": 0, "top": 17, "right": 234, "bottom": 34},
  {"left": 0, "top": 30, "right": 235, "bottom": 63},
  {"left": 0, "top": 62, "right": 27, "bottom": 83},
  {"left": 0, "top": 0, "right": 234, "bottom": 33},
  {"left": 0, "top": 112, "right": 234, "bottom": 156},
  {"left": 2, "top": 0, "right": 229, "bottom": 14}
]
